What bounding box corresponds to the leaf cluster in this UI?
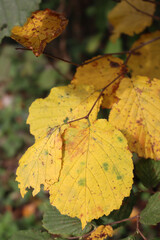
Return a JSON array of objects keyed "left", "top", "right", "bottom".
[{"left": 1, "top": 0, "right": 160, "bottom": 239}]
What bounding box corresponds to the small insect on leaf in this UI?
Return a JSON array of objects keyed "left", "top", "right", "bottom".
[{"left": 11, "top": 8, "right": 68, "bottom": 56}]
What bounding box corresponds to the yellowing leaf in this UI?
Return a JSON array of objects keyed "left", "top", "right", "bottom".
[
  {"left": 50, "top": 119, "right": 133, "bottom": 228},
  {"left": 101, "top": 81, "right": 120, "bottom": 109},
  {"left": 128, "top": 31, "right": 160, "bottom": 79},
  {"left": 72, "top": 55, "right": 125, "bottom": 108},
  {"left": 108, "top": 0, "right": 155, "bottom": 42},
  {"left": 27, "top": 85, "right": 101, "bottom": 140},
  {"left": 11, "top": 9, "right": 68, "bottom": 56},
  {"left": 109, "top": 76, "right": 160, "bottom": 160},
  {"left": 87, "top": 225, "right": 113, "bottom": 240},
  {"left": 16, "top": 128, "right": 62, "bottom": 197}
]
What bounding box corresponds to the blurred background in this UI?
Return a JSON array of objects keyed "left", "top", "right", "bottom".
[{"left": 1, "top": 0, "right": 160, "bottom": 239}]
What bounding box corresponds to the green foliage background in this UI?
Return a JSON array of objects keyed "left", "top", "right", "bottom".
[{"left": 1, "top": 0, "right": 160, "bottom": 239}]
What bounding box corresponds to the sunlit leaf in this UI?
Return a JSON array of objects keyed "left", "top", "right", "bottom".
[
  {"left": 27, "top": 85, "right": 101, "bottom": 140},
  {"left": 11, "top": 9, "right": 68, "bottom": 56},
  {"left": 16, "top": 128, "right": 62, "bottom": 197},
  {"left": 72, "top": 55, "right": 125, "bottom": 108},
  {"left": 109, "top": 76, "right": 160, "bottom": 160},
  {"left": 108, "top": 0, "right": 155, "bottom": 42},
  {"left": 128, "top": 31, "right": 160, "bottom": 79},
  {"left": 50, "top": 119, "right": 133, "bottom": 228},
  {"left": 86, "top": 225, "right": 113, "bottom": 240}
]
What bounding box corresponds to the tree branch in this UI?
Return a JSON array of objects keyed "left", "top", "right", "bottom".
[
  {"left": 136, "top": 215, "right": 148, "bottom": 240},
  {"left": 142, "top": 0, "right": 160, "bottom": 5},
  {"left": 15, "top": 47, "right": 80, "bottom": 67},
  {"left": 124, "top": 0, "right": 160, "bottom": 21}
]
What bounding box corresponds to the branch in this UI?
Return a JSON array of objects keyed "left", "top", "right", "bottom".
[
  {"left": 136, "top": 215, "right": 148, "bottom": 240},
  {"left": 142, "top": 0, "right": 160, "bottom": 5},
  {"left": 65, "top": 215, "right": 139, "bottom": 239},
  {"left": 15, "top": 47, "right": 79, "bottom": 67},
  {"left": 82, "top": 35, "right": 160, "bottom": 67},
  {"left": 66, "top": 70, "right": 126, "bottom": 127},
  {"left": 124, "top": 0, "right": 160, "bottom": 21}
]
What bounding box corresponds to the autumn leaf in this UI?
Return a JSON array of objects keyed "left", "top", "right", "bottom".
[
  {"left": 50, "top": 119, "right": 133, "bottom": 228},
  {"left": 11, "top": 9, "right": 68, "bottom": 56},
  {"left": 72, "top": 55, "right": 125, "bottom": 108},
  {"left": 87, "top": 225, "right": 113, "bottom": 240},
  {"left": 16, "top": 128, "right": 62, "bottom": 197},
  {"left": 128, "top": 31, "right": 160, "bottom": 79},
  {"left": 27, "top": 85, "right": 101, "bottom": 140},
  {"left": 108, "top": 0, "right": 155, "bottom": 42},
  {"left": 109, "top": 76, "right": 160, "bottom": 160}
]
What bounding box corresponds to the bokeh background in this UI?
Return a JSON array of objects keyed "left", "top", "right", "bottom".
[{"left": 1, "top": 0, "right": 160, "bottom": 239}]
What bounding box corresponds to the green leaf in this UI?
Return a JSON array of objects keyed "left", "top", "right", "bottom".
[
  {"left": 135, "top": 158, "right": 160, "bottom": 188},
  {"left": 140, "top": 192, "right": 160, "bottom": 225},
  {"left": 121, "top": 235, "right": 140, "bottom": 240},
  {"left": 0, "top": 0, "right": 41, "bottom": 42},
  {"left": 10, "top": 230, "right": 51, "bottom": 240},
  {"left": 42, "top": 203, "right": 92, "bottom": 237}
]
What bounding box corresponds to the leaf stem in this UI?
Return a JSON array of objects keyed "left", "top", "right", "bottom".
[{"left": 136, "top": 215, "right": 148, "bottom": 240}]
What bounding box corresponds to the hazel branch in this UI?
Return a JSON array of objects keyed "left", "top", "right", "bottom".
[{"left": 124, "top": 0, "right": 160, "bottom": 21}]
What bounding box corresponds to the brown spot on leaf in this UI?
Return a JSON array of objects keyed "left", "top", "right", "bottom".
[
  {"left": 110, "top": 61, "right": 120, "bottom": 68},
  {"left": 92, "top": 62, "right": 98, "bottom": 67}
]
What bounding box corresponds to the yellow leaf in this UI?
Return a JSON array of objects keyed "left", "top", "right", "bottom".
[
  {"left": 27, "top": 85, "right": 101, "bottom": 140},
  {"left": 109, "top": 76, "right": 160, "bottom": 160},
  {"left": 50, "top": 119, "right": 133, "bottom": 228},
  {"left": 108, "top": 0, "right": 155, "bottom": 42},
  {"left": 128, "top": 31, "right": 160, "bottom": 79},
  {"left": 87, "top": 225, "right": 113, "bottom": 240},
  {"left": 72, "top": 55, "right": 125, "bottom": 108},
  {"left": 16, "top": 128, "right": 62, "bottom": 197},
  {"left": 11, "top": 9, "right": 68, "bottom": 56}
]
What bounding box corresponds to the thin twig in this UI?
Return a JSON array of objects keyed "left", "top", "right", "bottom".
[
  {"left": 142, "top": 0, "right": 160, "bottom": 5},
  {"left": 15, "top": 47, "right": 79, "bottom": 67},
  {"left": 124, "top": 0, "right": 160, "bottom": 21},
  {"left": 66, "top": 215, "right": 139, "bottom": 239},
  {"left": 67, "top": 71, "right": 125, "bottom": 126},
  {"left": 109, "top": 214, "right": 139, "bottom": 226},
  {"left": 44, "top": 51, "right": 80, "bottom": 67},
  {"left": 136, "top": 215, "right": 148, "bottom": 240},
  {"left": 130, "top": 36, "right": 160, "bottom": 52},
  {"left": 82, "top": 35, "right": 160, "bottom": 67},
  {"left": 80, "top": 51, "right": 128, "bottom": 66}
]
